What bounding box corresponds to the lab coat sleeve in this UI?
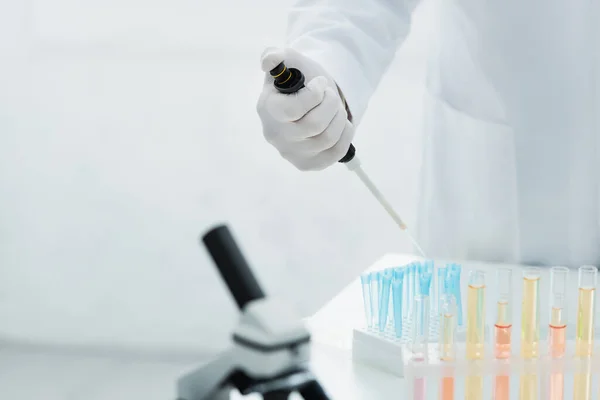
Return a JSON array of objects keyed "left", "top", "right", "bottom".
[{"left": 286, "top": 0, "right": 419, "bottom": 125}]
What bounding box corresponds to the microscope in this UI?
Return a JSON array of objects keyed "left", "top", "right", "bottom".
[{"left": 176, "top": 224, "right": 332, "bottom": 400}]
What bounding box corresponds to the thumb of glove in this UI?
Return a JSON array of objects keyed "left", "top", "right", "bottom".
[{"left": 260, "top": 47, "right": 286, "bottom": 73}]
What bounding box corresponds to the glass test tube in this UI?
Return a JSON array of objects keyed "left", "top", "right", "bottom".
[
  {"left": 465, "top": 270, "right": 485, "bottom": 400},
  {"left": 378, "top": 269, "right": 393, "bottom": 332},
  {"left": 415, "top": 262, "right": 421, "bottom": 296},
  {"left": 412, "top": 295, "right": 429, "bottom": 356},
  {"left": 439, "top": 268, "right": 455, "bottom": 400},
  {"left": 439, "top": 294, "right": 457, "bottom": 361},
  {"left": 493, "top": 269, "right": 512, "bottom": 400},
  {"left": 450, "top": 265, "right": 464, "bottom": 327},
  {"left": 575, "top": 265, "right": 597, "bottom": 357},
  {"left": 392, "top": 269, "right": 404, "bottom": 338},
  {"left": 495, "top": 268, "right": 512, "bottom": 359},
  {"left": 549, "top": 267, "right": 568, "bottom": 400},
  {"left": 412, "top": 266, "right": 433, "bottom": 356},
  {"left": 466, "top": 270, "right": 486, "bottom": 360},
  {"left": 388, "top": 270, "right": 396, "bottom": 329},
  {"left": 360, "top": 273, "right": 373, "bottom": 328},
  {"left": 549, "top": 267, "right": 569, "bottom": 358},
  {"left": 408, "top": 264, "right": 415, "bottom": 319},
  {"left": 521, "top": 267, "right": 541, "bottom": 359},
  {"left": 402, "top": 265, "right": 409, "bottom": 318},
  {"left": 437, "top": 266, "right": 448, "bottom": 314},
  {"left": 369, "top": 271, "right": 381, "bottom": 328},
  {"left": 573, "top": 266, "right": 596, "bottom": 400}
]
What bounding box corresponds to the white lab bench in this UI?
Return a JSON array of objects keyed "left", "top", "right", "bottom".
[{"left": 0, "top": 254, "right": 593, "bottom": 399}]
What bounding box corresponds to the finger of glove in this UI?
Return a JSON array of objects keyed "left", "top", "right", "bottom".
[
  {"left": 260, "top": 47, "right": 285, "bottom": 73},
  {"left": 289, "top": 121, "right": 356, "bottom": 171},
  {"left": 264, "top": 76, "right": 329, "bottom": 123},
  {"left": 296, "top": 87, "right": 344, "bottom": 139},
  {"left": 287, "top": 104, "right": 347, "bottom": 155},
  {"left": 268, "top": 89, "right": 343, "bottom": 148},
  {"left": 309, "top": 120, "right": 356, "bottom": 170}
]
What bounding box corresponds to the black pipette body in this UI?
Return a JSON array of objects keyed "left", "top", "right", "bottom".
[{"left": 269, "top": 62, "right": 356, "bottom": 164}]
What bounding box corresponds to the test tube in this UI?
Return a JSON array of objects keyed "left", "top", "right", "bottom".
[
  {"left": 402, "top": 265, "right": 412, "bottom": 318},
  {"left": 439, "top": 294, "right": 456, "bottom": 400},
  {"left": 549, "top": 267, "right": 569, "bottom": 358},
  {"left": 437, "top": 266, "right": 448, "bottom": 314},
  {"left": 548, "top": 267, "right": 568, "bottom": 400},
  {"left": 450, "top": 264, "right": 464, "bottom": 327},
  {"left": 378, "top": 269, "right": 393, "bottom": 332},
  {"left": 408, "top": 264, "right": 415, "bottom": 319},
  {"left": 369, "top": 271, "right": 381, "bottom": 329},
  {"left": 465, "top": 270, "right": 484, "bottom": 400},
  {"left": 492, "top": 270, "right": 512, "bottom": 400},
  {"left": 439, "top": 294, "right": 457, "bottom": 361},
  {"left": 412, "top": 265, "right": 433, "bottom": 355},
  {"left": 415, "top": 263, "right": 424, "bottom": 296},
  {"left": 466, "top": 270, "right": 485, "bottom": 360},
  {"left": 575, "top": 265, "right": 597, "bottom": 357},
  {"left": 388, "top": 269, "right": 396, "bottom": 330},
  {"left": 392, "top": 268, "right": 405, "bottom": 338},
  {"left": 360, "top": 273, "right": 373, "bottom": 328},
  {"left": 573, "top": 267, "right": 596, "bottom": 400},
  {"left": 494, "top": 268, "right": 512, "bottom": 359},
  {"left": 521, "top": 267, "right": 541, "bottom": 359}
]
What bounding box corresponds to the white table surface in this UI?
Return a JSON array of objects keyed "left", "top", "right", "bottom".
[{"left": 0, "top": 254, "right": 590, "bottom": 399}]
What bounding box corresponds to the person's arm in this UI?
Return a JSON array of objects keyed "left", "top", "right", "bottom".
[{"left": 286, "top": 0, "right": 419, "bottom": 125}]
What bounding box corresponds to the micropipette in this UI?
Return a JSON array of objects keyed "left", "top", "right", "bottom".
[{"left": 269, "top": 62, "right": 427, "bottom": 258}]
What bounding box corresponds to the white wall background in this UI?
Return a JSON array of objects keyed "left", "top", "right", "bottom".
[{"left": 0, "top": 0, "right": 434, "bottom": 357}]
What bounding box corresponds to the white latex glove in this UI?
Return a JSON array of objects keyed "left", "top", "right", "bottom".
[{"left": 257, "top": 48, "right": 356, "bottom": 171}]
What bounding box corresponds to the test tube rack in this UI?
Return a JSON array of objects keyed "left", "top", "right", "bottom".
[
  {"left": 352, "top": 317, "right": 490, "bottom": 377},
  {"left": 352, "top": 262, "right": 600, "bottom": 379},
  {"left": 352, "top": 323, "right": 487, "bottom": 377},
  {"left": 353, "top": 261, "right": 490, "bottom": 377}
]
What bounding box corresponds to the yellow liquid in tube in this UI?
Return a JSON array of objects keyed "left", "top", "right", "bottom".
[
  {"left": 440, "top": 312, "right": 456, "bottom": 361},
  {"left": 466, "top": 284, "right": 485, "bottom": 360},
  {"left": 575, "top": 288, "right": 595, "bottom": 357},
  {"left": 521, "top": 275, "right": 540, "bottom": 359}
]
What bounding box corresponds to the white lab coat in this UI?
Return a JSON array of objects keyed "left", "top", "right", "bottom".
[{"left": 288, "top": 0, "right": 600, "bottom": 267}]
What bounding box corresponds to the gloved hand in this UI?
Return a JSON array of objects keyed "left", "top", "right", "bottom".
[{"left": 257, "top": 47, "right": 356, "bottom": 171}]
